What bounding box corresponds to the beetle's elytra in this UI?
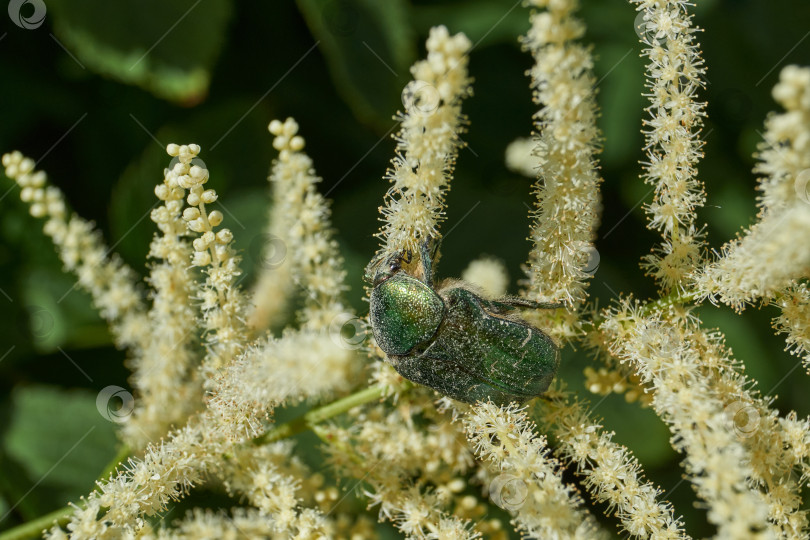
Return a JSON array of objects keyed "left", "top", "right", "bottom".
[{"left": 368, "top": 238, "right": 560, "bottom": 406}]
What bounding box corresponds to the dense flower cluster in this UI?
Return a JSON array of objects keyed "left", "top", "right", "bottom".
[
  {"left": 3, "top": 0, "right": 810, "bottom": 538},
  {"left": 521, "top": 0, "right": 602, "bottom": 310},
  {"left": 373, "top": 25, "right": 472, "bottom": 265}
]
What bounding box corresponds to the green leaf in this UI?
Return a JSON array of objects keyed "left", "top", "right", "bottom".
[
  {"left": 46, "top": 0, "right": 233, "bottom": 103},
  {"left": 20, "top": 268, "right": 110, "bottom": 353},
  {"left": 2, "top": 385, "right": 119, "bottom": 513},
  {"left": 295, "top": 0, "right": 416, "bottom": 129},
  {"left": 0, "top": 492, "right": 9, "bottom": 528}
]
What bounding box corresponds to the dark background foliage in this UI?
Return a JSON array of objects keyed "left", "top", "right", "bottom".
[{"left": 0, "top": 0, "right": 808, "bottom": 536}]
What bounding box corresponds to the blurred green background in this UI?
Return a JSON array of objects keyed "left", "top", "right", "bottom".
[{"left": 0, "top": 0, "right": 808, "bottom": 537}]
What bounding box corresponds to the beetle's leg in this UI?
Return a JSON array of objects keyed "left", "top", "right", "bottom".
[
  {"left": 534, "top": 393, "right": 562, "bottom": 405},
  {"left": 419, "top": 235, "right": 441, "bottom": 287},
  {"left": 503, "top": 297, "right": 566, "bottom": 310},
  {"left": 485, "top": 296, "right": 566, "bottom": 313}
]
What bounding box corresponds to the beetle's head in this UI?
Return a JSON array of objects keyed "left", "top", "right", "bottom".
[
  {"left": 367, "top": 249, "right": 412, "bottom": 287},
  {"left": 373, "top": 255, "right": 403, "bottom": 286}
]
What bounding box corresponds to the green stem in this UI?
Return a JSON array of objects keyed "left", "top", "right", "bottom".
[
  {"left": 99, "top": 444, "right": 131, "bottom": 481},
  {"left": 1, "top": 382, "right": 401, "bottom": 540},
  {"left": 0, "top": 286, "right": 694, "bottom": 540},
  {"left": 310, "top": 424, "right": 364, "bottom": 464},
  {"left": 0, "top": 445, "right": 130, "bottom": 540},
  {"left": 252, "top": 382, "right": 401, "bottom": 445},
  {"left": 639, "top": 290, "right": 699, "bottom": 316},
  {"left": 0, "top": 507, "right": 71, "bottom": 540}
]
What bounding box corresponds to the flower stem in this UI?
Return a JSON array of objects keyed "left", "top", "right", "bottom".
[
  {"left": 0, "top": 507, "right": 71, "bottom": 540},
  {"left": 0, "top": 444, "right": 130, "bottom": 540},
  {"left": 1, "top": 382, "right": 403, "bottom": 540},
  {"left": 639, "top": 290, "right": 699, "bottom": 316},
  {"left": 251, "top": 382, "right": 404, "bottom": 445}
]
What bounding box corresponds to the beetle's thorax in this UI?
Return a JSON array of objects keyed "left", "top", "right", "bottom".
[{"left": 369, "top": 272, "right": 445, "bottom": 356}]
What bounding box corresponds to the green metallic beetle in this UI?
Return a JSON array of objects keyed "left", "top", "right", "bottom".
[{"left": 368, "top": 237, "right": 561, "bottom": 406}]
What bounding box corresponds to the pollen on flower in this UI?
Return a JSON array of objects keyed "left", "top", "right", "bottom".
[
  {"left": 3, "top": 2, "right": 810, "bottom": 539},
  {"left": 603, "top": 306, "right": 781, "bottom": 536},
  {"left": 372, "top": 25, "right": 472, "bottom": 265},
  {"left": 249, "top": 117, "right": 351, "bottom": 333},
  {"left": 522, "top": 0, "right": 602, "bottom": 310},
  {"left": 695, "top": 66, "right": 810, "bottom": 311},
  {"left": 535, "top": 390, "right": 684, "bottom": 537},
  {"left": 462, "top": 401, "right": 604, "bottom": 538},
  {"left": 161, "top": 143, "right": 248, "bottom": 382},
  {"left": 632, "top": 0, "right": 708, "bottom": 292}
]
